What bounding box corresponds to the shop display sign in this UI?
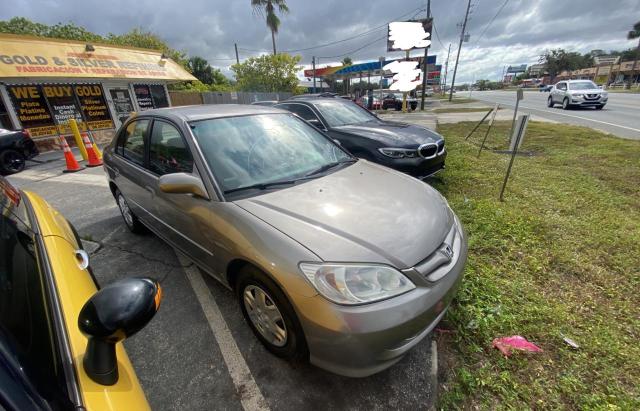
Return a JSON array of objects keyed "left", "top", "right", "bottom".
[
  {"left": 42, "top": 84, "right": 84, "bottom": 134},
  {"left": 133, "top": 84, "right": 154, "bottom": 111},
  {"left": 74, "top": 84, "right": 114, "bottom": 130},
  {"left": 6, "top": 85, "right": 56, "bottom": 137}
]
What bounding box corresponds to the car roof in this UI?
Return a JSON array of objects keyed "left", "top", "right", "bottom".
[
  {"left": 281, "top": 97, "right": 347, "bottom": 104},
  {"left": 134, "top": 104, "right": 288, "bottom": 122}
]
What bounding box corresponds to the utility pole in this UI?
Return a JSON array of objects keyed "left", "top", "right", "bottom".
[
  {"left": 449, "top": 0, "right": 471, "bottom": 101},
  {"left": 442, "top": 43, "right": 451, "bottom": 95},
  {"left": 419, "top": 0, "right": 432, "bottom": 111},
  {"left": 234, "top": 43, "right": 239, "bottom": 64},
  {"left": 312, "top": 56, "right": 317, "bottom": 94}
]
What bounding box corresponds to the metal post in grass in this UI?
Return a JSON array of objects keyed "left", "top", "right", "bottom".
[
  {"left": 507, "top": 88, "right": 524, "bottom": 142},
  {"left": 499, "top": 114, "right": 530, "bottom": 202},
  {"left": 464, "top": 108, "right": 494, "bottom": 141},
  {"left": 477, "top": 104, "right": 500, "bottom": 157}
]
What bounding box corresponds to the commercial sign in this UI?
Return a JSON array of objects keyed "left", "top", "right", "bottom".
[
  {"left": 133, "top": 84, "right": 154, "bottom": 111},
  {"left": 6, "top": 85, "right": 56, "bottom": 137},
  {"left": 506, "top": 64, "right": 527, "bottom": 74},
  {"left": 74, "top": 84, "right": 114, "bottom": 130},
  {"left": 387, "top": 19, "right": 432, "bottom": 52},
  {"left": 0, "top": 34, "right": 197, "bottom": 81},
  {"left": 7, "top": 84, "right": 114, "bottom": 136}
]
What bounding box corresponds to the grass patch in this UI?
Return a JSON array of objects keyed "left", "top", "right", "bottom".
[
  {"left": 436, "top": 95, "right": 478, "bottom": 104},
  {"left": 433, "top": 107, "right": 496, "bottom": 114},
  {"left": 433, "top": 121, "right": 640, "bottom": 410}
]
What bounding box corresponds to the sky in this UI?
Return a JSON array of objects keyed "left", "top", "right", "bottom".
[{"left": 3, "top": 0, "right": 639, "bottom": 84}]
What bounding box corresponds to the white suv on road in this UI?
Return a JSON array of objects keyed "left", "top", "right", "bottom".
[{"left": 547, "top": 80, "right": 608, "bottom": 110}]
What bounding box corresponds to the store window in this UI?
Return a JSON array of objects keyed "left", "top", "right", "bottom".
[
  {"left": 150, "top": 85, "right": 169, "bottom": 108},
  {"left": 6, "top": 85, "right": 56, "bottom": 137},
  {"left": 134, "top": 84, "right": 169, "bottom": 110}
]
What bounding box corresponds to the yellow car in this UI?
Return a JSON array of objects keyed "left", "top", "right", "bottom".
[{"left": 0, "top": 177, "right": 161, "bottom": 410}]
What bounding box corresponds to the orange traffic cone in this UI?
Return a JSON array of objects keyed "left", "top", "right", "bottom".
[
  {"left": 81, "top": 133, "right": 103, "bottom": 167},
  {"left": 59, "top": 136, "right": 84, "bottom": 173}
]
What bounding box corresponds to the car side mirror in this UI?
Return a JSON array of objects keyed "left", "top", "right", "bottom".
[
  {"left": 158, "top": 172, "right": 210, "bottom": 200},
  {"left": 307, "top": 118, "right": 326, "bottom": 131},
  {"left": 78, "top": 277, "right": 162, "bottom": 385}
]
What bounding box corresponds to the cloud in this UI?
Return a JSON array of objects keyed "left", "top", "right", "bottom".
[{"left": 2, "top": 0, "right": 639, "bottom": 83}]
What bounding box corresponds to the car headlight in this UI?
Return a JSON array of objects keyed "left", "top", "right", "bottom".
[
  {"left": 573, "top": 94, "right": 583, "bottom": 98},
  {"left": 602, "top": 92, "right": 608, "bottom": 98},
  {"left": 378, "top": 148, "right": 418, "bottom": 158},
  {"left": 299, "top": 263, "right": 416, "bottom": 305}
]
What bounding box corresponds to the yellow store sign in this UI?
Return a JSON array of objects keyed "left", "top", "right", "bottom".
[{"left": 0, "top": 34, "right": 196, "bottom": 81}]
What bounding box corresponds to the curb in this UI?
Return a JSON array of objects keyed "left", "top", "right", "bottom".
[{"left": 429, "top": 338, "right": 438, "bottom": 411}]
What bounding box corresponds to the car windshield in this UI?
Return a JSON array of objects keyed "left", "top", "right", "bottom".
[
  {"left": 190, "top": 114, "right": 352, "bottom": 194},
  {"left": 570, "top": 81, "right": 598, "bottom": 90},
  {"left": 312, "top": 100, "right": 377, "bottom": 127}
]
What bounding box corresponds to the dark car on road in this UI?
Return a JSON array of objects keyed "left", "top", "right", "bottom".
[
  {"left": 381, "top": 92, "right": 418, "bottom": 111},
  {"left": 276, "top": 97, "right": 446, "bottom": 178},
  {"left": 0, "top": 128, "right": 39, "bottom": 175}
]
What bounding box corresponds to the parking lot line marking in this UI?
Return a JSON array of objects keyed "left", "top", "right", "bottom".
[{"left": 179, "top": 253, "right": 270, "bottom": 411}]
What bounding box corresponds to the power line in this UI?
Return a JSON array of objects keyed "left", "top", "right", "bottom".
[
  {"left": 238, "top": 5, "right": 425, "bottom": 54},
  {"left": 474, "top": 0, "right": 510, "bottom": 46},
  {"left": 431, "top": 21, "right": 446, "bottom": 50},
  {"left": 317, "top": 35, "right": 387, "bottom": 59}
]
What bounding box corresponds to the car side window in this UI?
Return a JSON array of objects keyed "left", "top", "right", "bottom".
[
  {"left": 0, "top": 203, "right": 71, "bottom": 407},
  {"left": 119, "top": 119, "right": 150, "bottom": 167},
  {"left": 148, "top": 121, "right": 194, "bottom": 175},
  {"left": 557, "top": 83, "right": 566, "bottom": 91},
  {"left": 285, "top": 104, "right": 320, "bottom": 122}
]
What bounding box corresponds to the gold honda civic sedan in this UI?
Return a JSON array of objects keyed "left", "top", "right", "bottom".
[{"left": 0, "top": 177, "right": 161, "bottom": 410}]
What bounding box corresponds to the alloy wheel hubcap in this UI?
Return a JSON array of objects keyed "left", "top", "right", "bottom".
[
  {"left": 243, "top": 285, "right": 287, "bottom": 347},
  {"left": 117, "top": 194, "right": 134, "bottom": 227}
]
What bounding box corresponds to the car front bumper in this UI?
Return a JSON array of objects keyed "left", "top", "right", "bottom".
[
  {"left": 571, "top": 97, "right": 607, "bottom": 106},
  {"left": 295, "top": 223, "right": 467, "bottom": 377},
  {"left": 380, "top": 150, "right": 447, "bottom": 179}
]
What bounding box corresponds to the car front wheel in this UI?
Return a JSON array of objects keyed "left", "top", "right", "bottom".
[
  {"left": 0, "top": 149, "right": 26, "bottom": 175},
  {"left": 562, "top": 98, "right": 570, "bottom": 110},
  {"left": 547, "top": 96, "right": 554, "bottom": 108},
  {"left": 115, "top": 188, "right": 146, "bottom": 234},
  {"left": 237, "top": 265, "right": 308, "bottom": 361}
]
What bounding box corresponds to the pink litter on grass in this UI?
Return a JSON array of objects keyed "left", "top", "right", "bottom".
[{"left": 492, "top": 336, "right": 543, "bottom": 356}]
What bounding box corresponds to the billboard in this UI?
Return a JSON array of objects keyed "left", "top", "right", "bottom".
[
  {"left": 506, "top": 64, "right": 527, "bottom": 74},
  {"left": 387, "top": 18, "right": 433, "bottom": 52}
]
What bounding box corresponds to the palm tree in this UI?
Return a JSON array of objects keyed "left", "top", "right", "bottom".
[
  {"left": 628, "top": 21, "right": 640, "bottom": 87},
  {"left": 251, "top": 0, "right": 289, "bottom": 55}
]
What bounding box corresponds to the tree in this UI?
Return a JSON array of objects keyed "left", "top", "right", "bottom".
[
  {"left": 628, "top": 20, "right": 640, "bottom": 86},
  {"left": 341, "top": 57, "right": 353, "bottom": 66},
  {"left": 539, "top": 48, "right": 592, "bottom": 79},
  {"left": 251, "top": 0, "right": 289, "bottom": 55},
  {"left": 231, "top": 53, "right": 301, "bottom": 92},
  {"left": 107, "top": 28, "right": 188, "bottom": 68}
]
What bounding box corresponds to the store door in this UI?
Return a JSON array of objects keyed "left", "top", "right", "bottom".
[{"left": 106, "top": 87, "right": 135, "bottom": 129}]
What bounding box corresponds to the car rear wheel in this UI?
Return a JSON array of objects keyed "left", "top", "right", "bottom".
[
  {"left": 562, "top": 98, "right": 570, "bottom": 110},
  {"left": 547, "top": 96, "right": 554, "bottom": 108},
  {"left": 0, "top": 149, "right": 26, "bottom": 175},
  {"left": 115, "top": 188, "right": 146, "bottom": 234},
  {"left": 237, "top": 265, "right": 308, "bottom": 360}
]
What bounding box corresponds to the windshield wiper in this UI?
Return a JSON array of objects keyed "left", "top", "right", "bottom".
[
  {"left": 224, "top": 179, "right": 302, "bottom": 194},
  {"left": 304, "top": 158, "right": 357, "bottom": 177}
]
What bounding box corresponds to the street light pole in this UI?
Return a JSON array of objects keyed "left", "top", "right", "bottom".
[
  {"left": 419, "top": 0, "right": 432, "bottom": 111},
  {"left": 449, "top": 0, "right": 471, "bottom": 101},
  {"left": 312, "top": 56, "right": 316, "bottom": 94},
  {"left": 234, "top": 43, "right": 239, "bottom": 64}
]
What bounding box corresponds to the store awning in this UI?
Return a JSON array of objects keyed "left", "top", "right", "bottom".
[{"left": 0, "top": 34, "right": 196, "bottom": 81}]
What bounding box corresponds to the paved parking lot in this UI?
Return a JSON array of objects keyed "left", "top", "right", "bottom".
[{"left": 8, "top": 152, "right": 439, "bottom": 410}]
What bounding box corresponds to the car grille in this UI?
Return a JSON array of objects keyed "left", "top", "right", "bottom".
[
  {"left": 418, "top": 143, "right": 438, "bottom": 159},
  {"left": 411, "top": 223, "right": 459, "bottom": 282},
  {"left": 585, "top": 94, "right": 599, "bottom": 100}
]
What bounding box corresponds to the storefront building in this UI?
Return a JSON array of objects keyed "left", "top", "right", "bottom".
[{"left": 0, "top": 34, "right": 196, "bottom": 148}]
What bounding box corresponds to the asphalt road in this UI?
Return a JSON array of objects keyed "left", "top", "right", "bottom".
[
  {"left": 469, "top": 90, "right": 640, "bottom": 140},
  {"left": 7, "top": 153, "right": 438, "bottom": 411}
]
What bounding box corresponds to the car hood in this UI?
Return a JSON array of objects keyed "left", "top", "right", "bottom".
[
  {"left": 234, "top": 161, "right": 453, "bottom": 269},
  {"left": 332, "top": 120, "right": 443, "bottom": 147}
]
